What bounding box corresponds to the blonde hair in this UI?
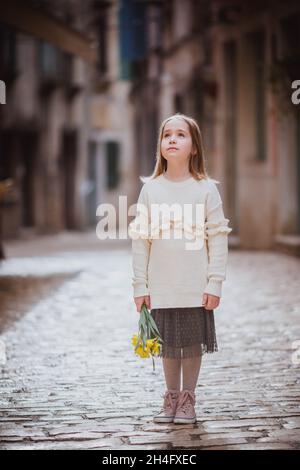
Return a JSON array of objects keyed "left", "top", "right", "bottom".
[{"left": 140, "top": 113, "right": 215, "bottom": 184}]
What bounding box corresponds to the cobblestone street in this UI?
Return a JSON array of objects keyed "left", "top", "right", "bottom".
[{"left": 0, "top": 231, "right": 300, "bottom": 450}]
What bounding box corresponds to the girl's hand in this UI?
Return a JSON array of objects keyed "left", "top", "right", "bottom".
[
  {"left": 134, "top": 295, "right": 151, "bottom": 313},
  {"left": 202, "top": 293, "right": 220, "bottom": 310}
]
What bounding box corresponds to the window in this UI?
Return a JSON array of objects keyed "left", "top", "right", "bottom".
[
  {"left": 0, "top": 24, "right": 17, "bottom": 79},
  {"left": 106, "top": 141, "right": 120, "bottom": 189}
]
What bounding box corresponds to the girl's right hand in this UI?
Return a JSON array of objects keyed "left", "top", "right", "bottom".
[{"left": 134, "top": 295, "right": 151, "bottom": 313}]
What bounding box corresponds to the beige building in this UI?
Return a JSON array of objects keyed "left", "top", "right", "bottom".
[
  {"left": 0, "top": 0, "right": 98, "bottom": 240},
  {"left": 210, "top": 0, "right": 300, "bottom": 254},
  {"left": 88, "top": 0, "right": 138, "bottom": 234}
]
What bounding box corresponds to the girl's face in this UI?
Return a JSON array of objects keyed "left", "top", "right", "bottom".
[{"left": 161, "top": 118, "right": 193, "bottom": 166}]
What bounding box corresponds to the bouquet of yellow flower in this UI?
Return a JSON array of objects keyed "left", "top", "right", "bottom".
[{"left": 131, "top": 302, "right": 164, "bottom": 371}]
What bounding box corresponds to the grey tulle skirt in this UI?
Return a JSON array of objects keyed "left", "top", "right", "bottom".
[{"left": 150, "top": 306, "right": 218, "bottom": 359}]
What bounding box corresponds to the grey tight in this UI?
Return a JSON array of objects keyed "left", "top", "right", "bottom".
[{"left": 162, "top": 355, "right": 202, "bottom": 391}]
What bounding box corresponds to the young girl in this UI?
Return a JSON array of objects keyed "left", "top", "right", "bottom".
[{"left": 129, "top": 113, "right": 232, "bottom": 425}]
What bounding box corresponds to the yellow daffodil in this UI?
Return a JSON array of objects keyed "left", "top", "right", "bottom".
[{"left": 131, "top": 303, "right": 163, "bottom": 371}]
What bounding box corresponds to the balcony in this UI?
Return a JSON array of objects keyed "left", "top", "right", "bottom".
[
  {"left": 38, "top": 42, "right": 84, "bottom": 97},
  {"left": 38, "top": 42, "right": 64, "bottom": 94}
]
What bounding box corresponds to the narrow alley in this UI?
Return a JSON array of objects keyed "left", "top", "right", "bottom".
[{"left": 0, "top": 232, "right": 299, "bottom": 450}]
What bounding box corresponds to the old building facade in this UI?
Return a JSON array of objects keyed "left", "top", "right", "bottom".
[
  {"left": 128, "top": 0, "right": 300, "bottom": 252},
  {"left": 1, "top": 0, "right": 299, "bottom": 254}
]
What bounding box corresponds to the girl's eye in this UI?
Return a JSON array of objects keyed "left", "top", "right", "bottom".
[{"left": 164, "top": 133, "right": 185, "bottom": 137}]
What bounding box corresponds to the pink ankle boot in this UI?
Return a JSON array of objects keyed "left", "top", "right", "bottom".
[
  {"left": 173, "top": 389, "right": 197, "bottom": 424},
  {"left": 153, "top": 389, "right": 180, "bottom": 423}
]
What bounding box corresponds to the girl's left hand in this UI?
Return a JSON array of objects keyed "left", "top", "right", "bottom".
[{"left": 202, "top": 293, "right": 220, "bottom": 310}]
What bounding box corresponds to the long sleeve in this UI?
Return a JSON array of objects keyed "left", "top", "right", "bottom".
[
  {"left": 203, "top": 181, "right": 232, "bottom": 298},
  {"left": 128, "top": 185, "right": 152, "bottom": 298}
]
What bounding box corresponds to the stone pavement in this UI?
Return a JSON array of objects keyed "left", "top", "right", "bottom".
[{"left": 0, "top": 230, "right": 300, "bottom": 450}]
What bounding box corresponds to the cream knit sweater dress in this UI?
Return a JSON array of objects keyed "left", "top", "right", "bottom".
[{"left": 129, "top": 173, "right": 232, "bottom": 358}]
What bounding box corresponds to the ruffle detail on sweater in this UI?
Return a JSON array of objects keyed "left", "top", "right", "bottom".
[
  {"left": 129, "top": 212, "right": 233, "bottom": 240},
  {"left": 129, "top": 215, "right": 209, "bottom": 240},
  {"left": 204, "top": 218, "right": 233, "bottom": 236},
  {"left": 129, "top": 214, "right": 233, "bottom": 240},
  {"left": 151, "top": 217, "right": 208, "bottom": 240}
]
